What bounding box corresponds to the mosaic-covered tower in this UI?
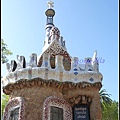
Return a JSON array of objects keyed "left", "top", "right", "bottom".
[{"left": 2, "top": 1, "right": 103, "bottom": 120}]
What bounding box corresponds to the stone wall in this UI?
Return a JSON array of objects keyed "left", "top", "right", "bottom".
[
  {"left": 9, "top": 86, "right": 63, "bottom": 120},
  {"left": 9, "top": 84, "right": 102, "bottom": 120}
]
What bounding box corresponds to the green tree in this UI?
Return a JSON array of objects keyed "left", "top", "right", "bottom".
[
  {"left": 102, "top": 100, "right": 118, "bottom": 120},
  {"left": 99, "top": 89, "right": 112, "bottom": 110},
  {"left": 1, "top": 39, "right": 12, "bottom": 64},
  {"left": 1, "top": 39, "right": 12, "bottom": 117},
  {"left": 1, "top": 94, "right": 9, "bottom": 117},
  {"left": 99, "top": 89, "right": 118, "bottom": 119}
]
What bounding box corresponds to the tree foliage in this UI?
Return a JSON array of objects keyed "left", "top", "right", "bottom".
[
  {"left": 1, "top": 39, "right": 12, "bottom": 64},
  {"left": 99, "top": 89, "right": 118, "bottom": 120},
  {"left": 99, "top": 89, "right": 112, "bottom": 110},
  {"left": 102, "top": 100, "right": 118, "bottom": 120},
  {"left": 1, "top": 94, "right": 9, "bottom": 117},
  {"left": 1, "top": 39, "right": 12, "bottom": 117}
]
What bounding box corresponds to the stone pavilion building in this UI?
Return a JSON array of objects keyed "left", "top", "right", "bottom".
[{"left": 2, "top": 1, "right": 103, "bottom": 120}]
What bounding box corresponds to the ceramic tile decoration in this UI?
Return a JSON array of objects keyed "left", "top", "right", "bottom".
[
  {"left": 2, "top": 51, "right": 103, "bottom": 85},
  {"left": 3, "top": 97, "right": 25, "bottom": 120},
  {"left": 42, "top": 96, "right": 72, "bottom": 120}
]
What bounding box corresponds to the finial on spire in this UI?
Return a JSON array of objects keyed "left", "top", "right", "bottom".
[{"left": 47, "top": 0, "right": 54, "bottom": 8}]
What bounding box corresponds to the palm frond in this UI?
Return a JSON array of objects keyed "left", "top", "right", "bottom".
[{"left": 99, "top": 89, "right": 112, "bottom": 110}]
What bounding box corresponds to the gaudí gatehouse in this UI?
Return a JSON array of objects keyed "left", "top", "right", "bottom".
[{"left": 2, "top": 1, "right": 103, "bottom": 120}]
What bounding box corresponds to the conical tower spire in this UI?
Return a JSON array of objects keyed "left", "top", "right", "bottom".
[{"left": 43, "top": 1, "right": 56, "bottom": 51}]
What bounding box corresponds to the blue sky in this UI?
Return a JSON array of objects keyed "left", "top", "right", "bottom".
[{"left": 1, "top": 0, "right": 118, "bottom": 101}]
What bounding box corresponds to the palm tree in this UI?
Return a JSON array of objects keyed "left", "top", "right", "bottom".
[{"left": 99, "top": 89, "right": 112, "bottom": 110}]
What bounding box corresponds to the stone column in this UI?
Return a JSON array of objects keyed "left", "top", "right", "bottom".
[
  {"left": 41, "top": 53, "right": 51, "bottom": 80},
  {"left": 29, "top": 53, "right": 37, "bottom": 67},
  {"left": 41, "top": 53, "right": 51, "bottom": 68},
  {"left": 55, "top": 55, "right": 64, "bottom": 81},
  {"left": 84, "top": 57, "right": 93, "bottom": 71},
  {"left": 55, "top": 55, "right": 64, "bottom": 71},
  {"left": 71, "top": 57, "right": 79, "bottom": 69},
  {"left": 70, "top": 57, "right": 79, "bottom": 75}
]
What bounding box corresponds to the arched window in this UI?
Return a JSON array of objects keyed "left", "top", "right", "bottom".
[
  {"left": 42, "top": 96, "right": 72, "bottom": 120},
  {"left": 3, "top": 97, "right": 25, "bottom": 120},
  {"left": 9, "top": 107, "right": 19, "bottom": 120},
  {"left": 50, "top": 106, "right": 63, "bottom": 120}
]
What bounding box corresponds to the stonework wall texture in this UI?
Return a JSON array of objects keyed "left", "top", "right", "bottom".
[
  {"left": 9, "top": 87, "right": 63, "bottom": 120},
  {"left": 9, "top": 86, "right": 102, "bottom": 120}
]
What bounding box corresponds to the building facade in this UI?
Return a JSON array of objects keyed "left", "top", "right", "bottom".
[{"left": 2, "top": 1, "right": 103, "bottom": 120}]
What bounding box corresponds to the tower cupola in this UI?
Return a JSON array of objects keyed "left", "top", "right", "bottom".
[
  {"left": 45, "top": 9, "right": 55, "bottom": 25},
  {"left": 45, "top": 0, "right": 55, "bottom": 26}
]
